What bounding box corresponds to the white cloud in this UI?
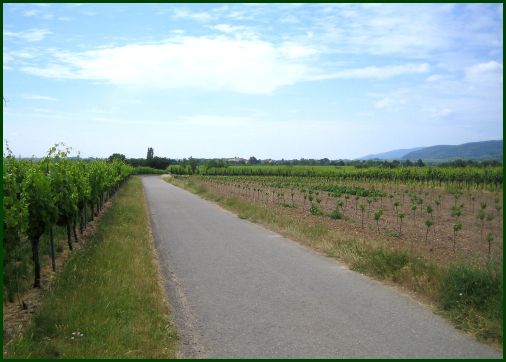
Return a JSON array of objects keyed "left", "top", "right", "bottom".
[
  {"left": 280, "top": 15, "right": 299, "bottom": 24},
  {"left": 210, "top": 24, "right": 259, "bottom": 39},
  {"left": 426, "top": 74, "right": 447, "bottom": 82},
  {"left": 21, "top": 37, "right": 309, "bottom": 94},
  {"left": 22, "top": 94, "right": 57, "bottom": 101},
  {"left": 374, "top": 98, "right": 393, "bottom": 109},
  {"left": 437, "top": 108, "right": 453, "bottom": 118},
  {"left": 20, "top": 36, "right": 431, "bottom": 94},
  {"left": 3, "top": 28, "right": 51, "bottom": 42},
  {"left": 427, "top": 107, "right": 454, "bottom": 120},
  {"left": 6, "top": 49, "right": 36, "bottom": 59},
  {"left": 311, "top": 63, "right": 429, "bottom": 81},
  {"left": 278, "top": 42, "right": 319, "bottom": 60},
  {"left": 373, "top": 96, "right": 408, "bottom": 110},
  {"left": 3, "top": 49, "right": 38, "bottom": 70},
  {"left": 212, "top": 24, "right": 239, "bottom": 34},
  {"left": 465, "top": 61, "right": 503, "bottom": 84},
  {"left": 23, "top": 63, "right": 76, "bottom": 78},
  {"left": 369, "top": 88, "right": 409, "bottom": 110},
  {"left": 173, "top": 8, "right": 213, "bottom": 22},
  {"left": 225, "top": 10, "right": 252, "bottom": 20},
  {"left": 23, "top": 9, "right": 38, "bottom": 17},
  {"left": 15, "top": 4, "right": 53, "bottom": 19},
  {"left": 313, "top": 4, "right": 502, "bottom": 59}
]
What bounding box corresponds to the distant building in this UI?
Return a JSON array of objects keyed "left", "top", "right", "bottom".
[{"left": 224, "top": 157, "right": 246, "bottom": 164}]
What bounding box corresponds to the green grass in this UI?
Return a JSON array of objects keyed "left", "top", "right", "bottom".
[
  {"left": 165, "top": 175, "right": 503, "bottom": 349},
  {"left": 6, "top": 176, "right": 177, "bottom": 358},
  {"left": 438, "top": 263, "right": 503, "bottom": 343}
]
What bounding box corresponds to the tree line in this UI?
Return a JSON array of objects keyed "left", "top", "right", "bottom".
[{"left": 111, "top": 148, "right": 502, "bottom": 171}]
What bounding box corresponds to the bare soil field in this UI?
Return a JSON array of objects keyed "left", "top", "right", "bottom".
[{"left": 198, "top": 177, "right": 503, "bottom": 267}]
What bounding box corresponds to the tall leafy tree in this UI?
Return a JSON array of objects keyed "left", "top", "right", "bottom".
[
  {"left": 147, "top": 147, "right": 154, "bottom": 161},
  {"left": 108, "top": 153, "right": 126, "bottom": 163}
]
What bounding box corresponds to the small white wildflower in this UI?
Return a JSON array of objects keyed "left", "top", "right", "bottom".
[
  {"left": 459, "top": 293, "right": 463, "bottom": 296},
  {"left": 72, "top": 332, "right": 76, "bottom": 335},
  {"left": 71, "top": 337, "right": 74, "bottom": 340}
]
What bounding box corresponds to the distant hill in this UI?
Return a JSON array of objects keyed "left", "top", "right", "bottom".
[
  {"left": 360, "top": 147, "right": 424, "bottom": 160},
  {"left": 359, "top": 140, "right": 503, "bottom": 162},
  {"left": 402, "top": 140, "right": 502, "bottom": 162}
]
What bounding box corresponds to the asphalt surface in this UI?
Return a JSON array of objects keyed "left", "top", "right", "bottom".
[{"left": 142, "top": 175, "right": 501, "bottom": 358}]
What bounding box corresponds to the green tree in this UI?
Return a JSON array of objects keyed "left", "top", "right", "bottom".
[
  {"left": 393, "top": 200, "right": 400, "bottom": 213},
  {"left": 108, "top": 153, "right": 126, "bottom": 163},
  {"left": 147, "top": 147, "right": 154, "bottom": 161},
  {"left": 425, "top": 205, "right": 433, "bottom": 220},
  {"left": 373, "top": 209, "right": 383, "bottom": 232},
  {"left": 411, "top": 204, "right": 417, "bottom": 225},
  {"left": 424, "top": 219, "right": 433, "bottom": 243},
  {"left": 451, "top": 206, "right": 462, "bottom": 219},
  {"left": 188, "top": 156, "right": 198, "bottom": 174}
]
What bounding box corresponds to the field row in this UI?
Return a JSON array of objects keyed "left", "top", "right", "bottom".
[
  {"left": 168, "top": 164, "right": 503, "bottom": 189},
  {"left": 187, "top": 175, "right": 503, "bottom": 266}
]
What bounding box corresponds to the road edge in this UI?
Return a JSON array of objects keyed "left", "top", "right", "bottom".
[{"left": 142, "top": 175, "right": 208, "bottom": 358}]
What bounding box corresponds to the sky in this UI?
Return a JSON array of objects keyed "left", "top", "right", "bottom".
[{"left": 2, "top": 3, "right": 503, "bottom": 159}]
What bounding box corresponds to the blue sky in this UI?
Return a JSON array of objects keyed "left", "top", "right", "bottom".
[{"left": 3, "top": 3, "right": 503, "bottom": 159}]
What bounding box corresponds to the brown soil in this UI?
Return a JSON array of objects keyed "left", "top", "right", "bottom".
[
  {"left": 198, "top": 178, "right": 503, "bottom": 267},
  {"left": 2, "top": 199, "right": 114, "bottom": 354}
]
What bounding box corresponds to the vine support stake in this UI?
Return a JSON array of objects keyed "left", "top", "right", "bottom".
[{"left": 49, "top": 227, "right": 56, "bottom": 272}]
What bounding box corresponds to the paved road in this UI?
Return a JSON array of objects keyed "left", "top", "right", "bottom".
[{"left": 142, "top": 176, "right": 501, "bottom": 358}]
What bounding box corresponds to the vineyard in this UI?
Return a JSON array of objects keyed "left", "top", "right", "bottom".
[
  {"left": 3, "top": 144, "right": 133, "bottom": 303},
  {"left": 167, "top": 164, "right": 503, "bottom": 189},
  {"left": 169, "top": 172, "right": 503, "bottom": 266}
]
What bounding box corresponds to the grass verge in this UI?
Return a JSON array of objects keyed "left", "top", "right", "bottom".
[
  {"left": 6, "top": 176, "right": 177, "bottom": 358},
  {"left": 165, "top": 175, "right": 503, "bottom": 349}
]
